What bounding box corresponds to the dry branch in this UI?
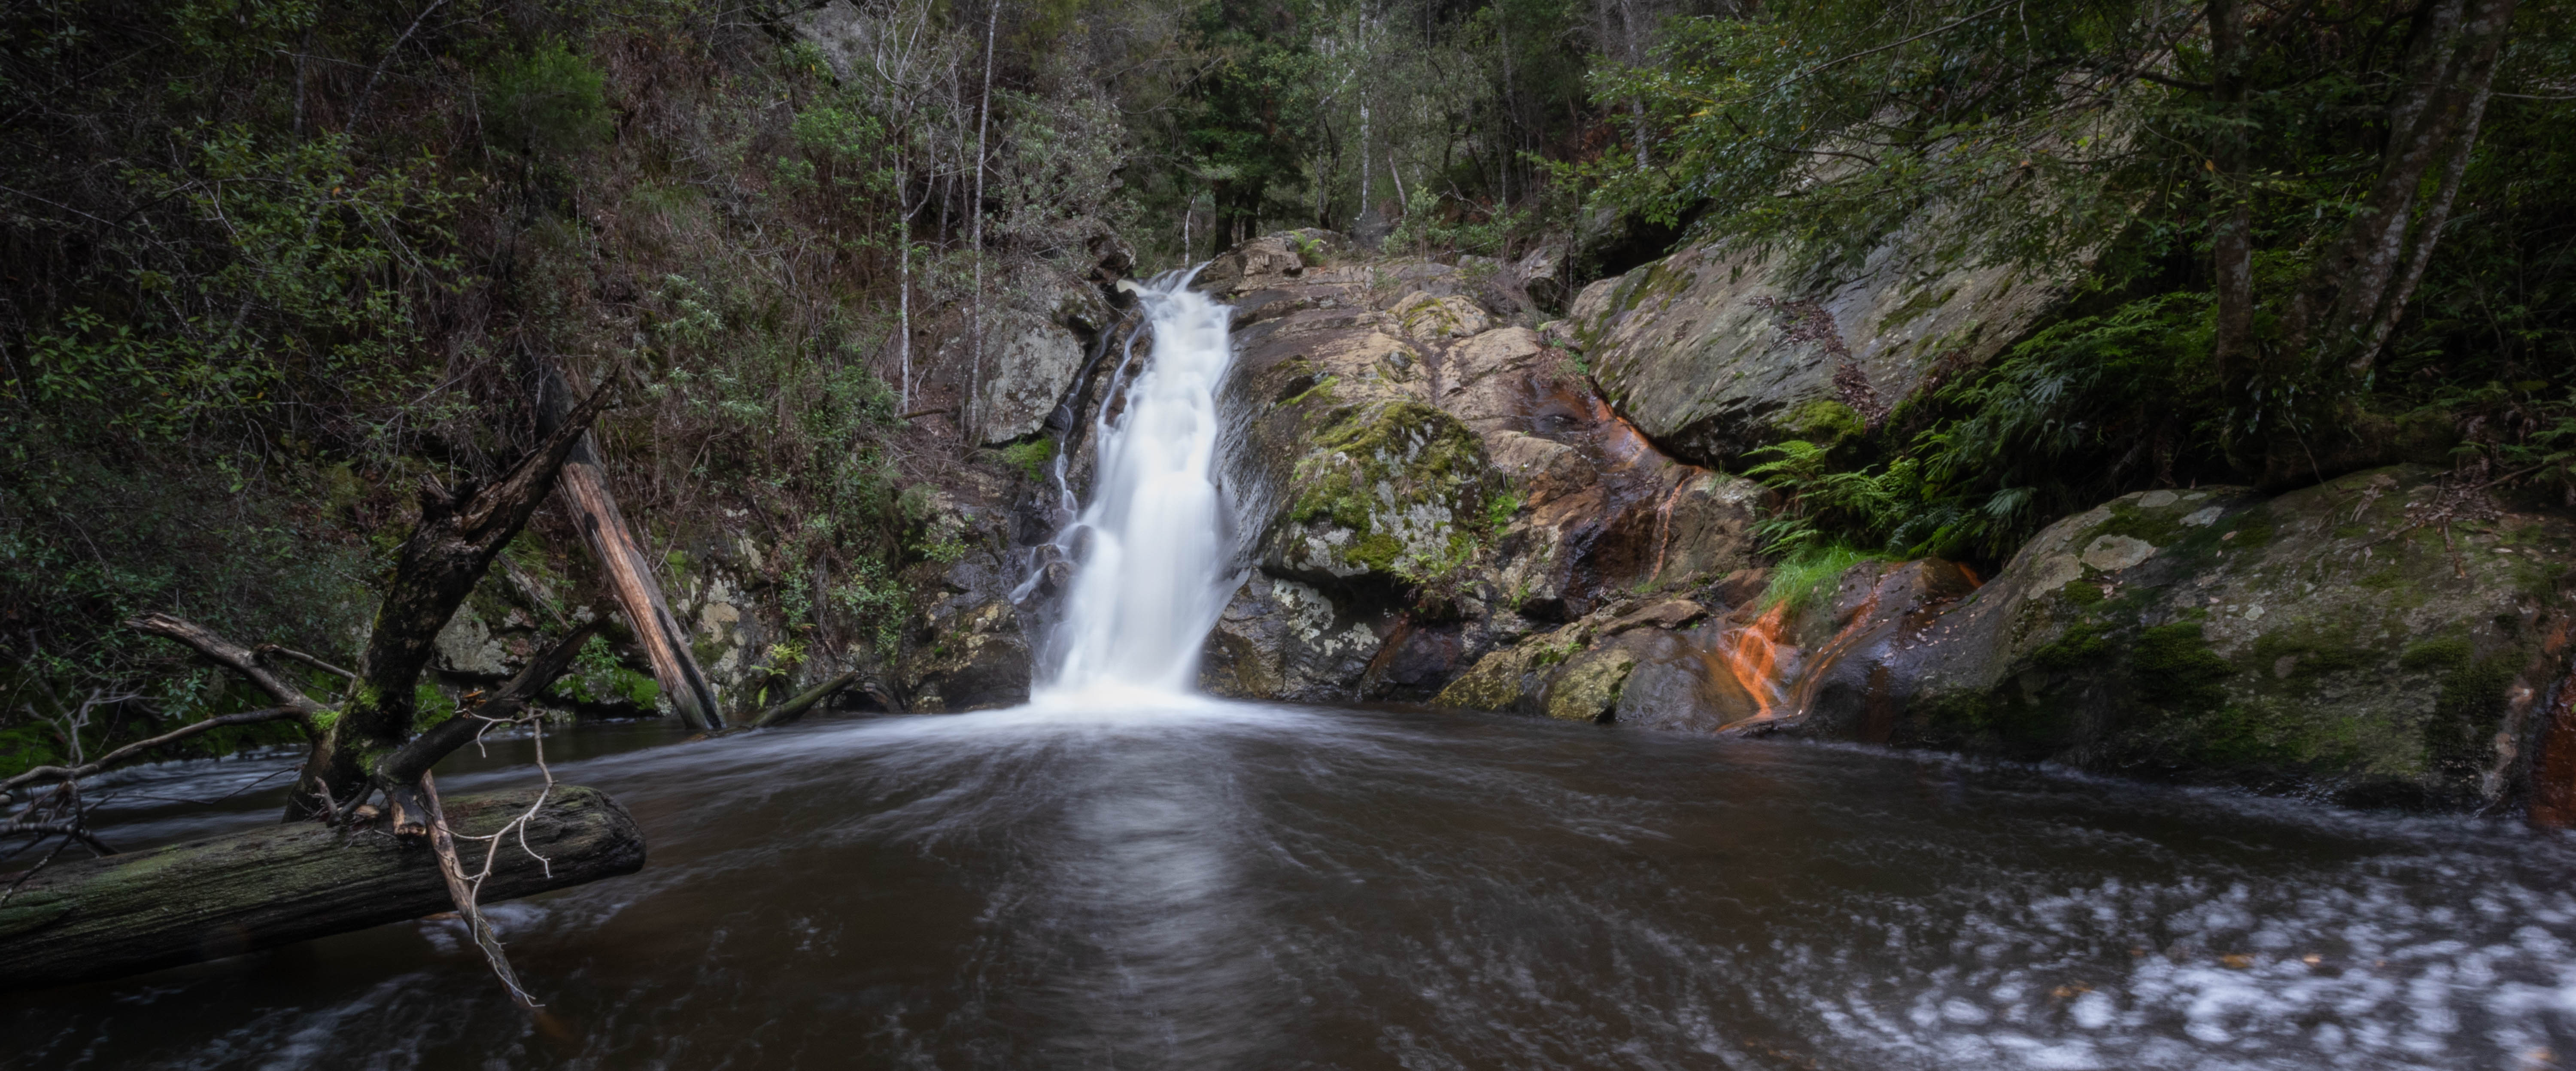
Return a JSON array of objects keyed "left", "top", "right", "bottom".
[
  {"left": 126, "top": 614, "right": 329, "bottom": 716},
  {"left": 0, "top": 706, "right": 304, "bottom": 797},
  {"left": 535, "top": 360, "right": 725, "bottom": 733}
]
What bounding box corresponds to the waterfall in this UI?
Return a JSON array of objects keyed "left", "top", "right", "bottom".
[{"left": 1034, "top": 270, "right": 1241, "bottom": 701}]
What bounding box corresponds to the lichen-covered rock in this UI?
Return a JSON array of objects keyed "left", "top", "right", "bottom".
[
  {"left": 896, "top": 477, "right": 1033, "bottom": 711},
  {"left": 1566, "top": 233, "right": 2079, "bottom": 467},
  {"left": 1264, "top": 398, "right": 1495, "bottom": 583},
  {"left": 1768, "top": 466, "right": 2576, "bottom": 809},
  {"left": 1391, "top": 290, "right": 1493, "bottom": 341},
  {"left": 932, "top": 264, "right": 1112, "bottom": 447},
  {"left": 1189, "top": 232, "right": 1772, "bottom": 703},
  {"left": 1198, "top": 574, "right": 1381, "bottom": 701},
  {"left": 1541, "top": 645, "right": 1638, "bottom": 722}
]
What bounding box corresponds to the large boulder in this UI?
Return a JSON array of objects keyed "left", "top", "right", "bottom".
[
  {"left": 1195, "top": 234, "right": 1769, "bottom": 701},
  {"left": 1763, "top": 466, "right": 2576, "bottom": 810},
  {"left": 895, "top": 475, "right": 1033, "bottom": 711},
  {"left": 1566, "top": 231, "right": 2079, "bottom": 467},
  {"left": 930, "top": 264, "right": 1113, "bottom": 448}
]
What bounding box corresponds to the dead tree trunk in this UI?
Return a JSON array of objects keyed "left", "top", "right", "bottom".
[
  {"left": 535, "top": 362, "right": 724, "bottom": 732},
  {"left": 284, "top": 380, "right": 617, "bottom": 820},
  {"left": 0, "top": 786, "right": 643, "bottom": 991}
]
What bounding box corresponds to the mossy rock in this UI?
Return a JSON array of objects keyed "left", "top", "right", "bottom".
[
  {"left": 1793, "top": 466, "right": 2576, "bottom": 810},
  {"left": 1266, "top": 397, "right": 1497, "bottom": 585}
]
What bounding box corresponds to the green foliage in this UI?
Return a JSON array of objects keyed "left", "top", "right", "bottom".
[
  {"left": 550, "top": 634, "right": 661, "bottom": 710},
  {"left": 1741, "top": 291, "right": 2226, "bottom": 562},
  {"left": 1759, "top": 542, "right": 1884, "bottom": 615},
  {"left": 1485, "top": 490, "right": 1522, "bottom": 539},
  {"left": 995, "top": 438, "right": 1057, "bottom": 481},
  {"left": 1386, "top": 190, "right": 1530, "bottom": 257},
  {"left": 481, "top": 43, "right": 614, "bottom": 157}
]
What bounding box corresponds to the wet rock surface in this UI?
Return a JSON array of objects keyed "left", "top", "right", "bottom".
[
  {"left": 897, "top": 474, "right": 1035, "bottom": 712},
  {"left": 974, "top": 233, "right": 2576, "bottom": 817},
  {"left": 1193, "top": 232, "right": 1768, "bottom": 702}
]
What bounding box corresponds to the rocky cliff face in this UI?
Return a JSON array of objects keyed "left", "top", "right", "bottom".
[
  {"left": 1171, "top": 231, "right": 2576, "bottom": 819},
  {"left": 1565, "top": 231, "right": 2080, "bottom": 467},
  {"left": 608, "top": 229, "right": 2576, "bottom": 822},
  {"left": 1184, "top": 232, "right": 1770, "bottom": 704}
]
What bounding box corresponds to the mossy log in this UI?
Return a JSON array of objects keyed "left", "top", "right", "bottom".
[{"left": 0, "top": 785, "right": 644, "bottom": 991}]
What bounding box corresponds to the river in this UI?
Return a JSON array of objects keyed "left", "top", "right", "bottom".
[{"left": 10, "top": 701, "right": 2576, "bottom": 1069}]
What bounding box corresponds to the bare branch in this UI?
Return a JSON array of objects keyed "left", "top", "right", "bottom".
[
  {"left": 126, "top": 614, "right": 328, "bottom": 715},
  {"left": 0, "top": 821, "right": 117, "bottom": 856},
  {"left": 255, "top": 644, "right": 357, "bottom": 683},
  {"left": 0, "top": 707, "right": 301, "bottom": 796}
]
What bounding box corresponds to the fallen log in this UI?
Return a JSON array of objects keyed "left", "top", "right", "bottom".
[{"left": 0, "top": 786, "right": 644, "bottom": 991}]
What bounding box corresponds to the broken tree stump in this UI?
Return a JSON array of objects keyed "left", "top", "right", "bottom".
[
  {"left": 536, "top": 361, "right": 726, "bottom": 731},
  {"left": 0, "top": 786, "right": 645, "bottom": 991}
]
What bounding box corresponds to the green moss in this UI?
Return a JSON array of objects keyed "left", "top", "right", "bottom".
[
  {"left": 993, "top": 438, "right": 1055, "bottom": 481},
  {"left": 412, "top": 681, "right": 458, "bottom": 731},
  {"left": 1280, "top": 374, "right": 1340, "bottom": 409},
  {"left": 2188, "top": 702, "right": 2306, "bottom": 767},
  {"left": 2249, "top": 628, "right": 2378, "bottom": 686},
  {"left": 2132, "top": 622, "right": 2233, "bottom": 713},
  {"left": 1351, "top": 531, "right": 1404, "bottom": 572},
  {"left": 1283, "top": 399, "right": 1491, "bottom": 576},
  {"left": 1775, "top": 399, "right": 1865, "bottom": 447},
  {"left": 2218, "top": 515, "right": 2275, "bottom": 550},
  {"left": 2033, "top": 620, "right": 2113, "bottom": 670},
  {"left": 2400, "top": 636, "right": 2474, "bottom": 673},
  {"left": 2062, "top": 581, "right": 2105, "bottom": 606},
  {"left": 2092, "top": 500, "right": 2190, "bottom": 546}
]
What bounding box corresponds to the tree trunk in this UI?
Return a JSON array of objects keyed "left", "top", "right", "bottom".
[
  {"left": 0, "top": 786, "right": 644, "bottom": 991},
  {"left": 2282, "top": 0, "right": 2515, "bottom": 379},
  {"left": 2206, "top": 0, "right": 2263, "bottom": 471},
  {"left": 288, "top": 379, "right": 617, "bottom": 819},
  {"left": 535, "top": 364, "right": 724, "bottom": 734}
]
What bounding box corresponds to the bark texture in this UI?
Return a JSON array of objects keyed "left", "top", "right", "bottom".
[
  {"left": 0, "top": 786, "right": 644, "bottom": 991},
  {"left": 286, "top": 381, "right": 616, "bottom": 819},
  {"left": 535, "top": 363, "right": 724, "bottom": 732}
]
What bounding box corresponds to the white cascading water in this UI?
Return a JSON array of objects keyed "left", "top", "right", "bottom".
[{"left": 1034, "top": 271, "right": 1240, "bottom": 701}]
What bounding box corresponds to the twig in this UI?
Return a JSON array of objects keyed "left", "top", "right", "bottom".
[
  {"left": 255, "top": 645, "right": 358, "bottom": 683},
  {"left": 0, "top": 821, "right": 116, "bottom": 856},
  {"left": 127, "top": 614, "right": 329, "bottom": 715},
  {"left": 0, "top": 707, "right": 301, "bottom": 795}
]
